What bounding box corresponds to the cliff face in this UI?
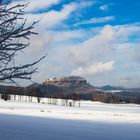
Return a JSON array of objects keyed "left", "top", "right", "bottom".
[
  {"left": 43, "top": 76, "right": 87, "bottom": 85},
  {"left": 42, "top": 76, "right": 96, "bottom": 95}
]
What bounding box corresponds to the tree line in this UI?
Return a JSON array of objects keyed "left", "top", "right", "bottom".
[{"left": 0, "top": 84, "right": 140, "bottom": 104}]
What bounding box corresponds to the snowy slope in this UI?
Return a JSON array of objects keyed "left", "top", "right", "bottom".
[
  {"left": 0, "top": 100, "right": 140, "bottom": 140},
  {"left": 0, "top": 114, "right": 140, "bottom": 140},
  {"left": 0, "top": 99, "right": 140, "bottom": 123}
]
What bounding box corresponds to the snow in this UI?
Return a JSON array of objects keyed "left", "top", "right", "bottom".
[
  {"left": 0, "top": 99, "right": 140, "bottom": 140},
  {"left": 0, "top": 114, "right": 140, "bottom": 140},
  {"left": 0, "top": 99, "right": 140, "bottom": 123}
]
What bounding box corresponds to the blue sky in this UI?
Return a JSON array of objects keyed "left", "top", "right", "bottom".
[{"left": 11, "top": 0, "right": 140, "bottom": 87}]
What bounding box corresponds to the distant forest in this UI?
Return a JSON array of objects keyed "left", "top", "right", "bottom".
[{"left": 0, "top": 84, "right": 140, "bottom": 104}]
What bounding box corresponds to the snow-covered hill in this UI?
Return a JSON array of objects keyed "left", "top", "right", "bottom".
[
  {"left": 0, "top": 100, "right": 140, "bottom": 140},
  {"left": 0, "top": 99, "right": 140, "bottom": 123}
]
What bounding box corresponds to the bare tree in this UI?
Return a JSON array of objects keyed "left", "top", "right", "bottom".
[{"left": 0, "top": 1, "right": 46, "bottom": 84}]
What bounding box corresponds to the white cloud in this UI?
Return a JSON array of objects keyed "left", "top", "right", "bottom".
[
  {"left": 78, "top": 1, "right": 96, "bottom": 8},
  {"left": 24, "top": 0, "right": 95, "bottom": 13},
  {"left": 99, "top": 4, "right": 109, "bottom": 11},
  {"left": 71, "top": 61, "right": 115, "bottom": 76},
  {"left": 92, "top": 16, "right": 115, "bottom": 24},
  {"left": 66, "top": 24, "right": 140, "bottom": 85},
  {"left": 75, "top": 16, "right": 115, "bottom": 26},
  {"left": 12, "top": 1, "right": 96, "bottom": 30},
  {"left": 12, "top": 0, "right": 60, "bottom": 12},
  {"left": 52, "top": 30, "right": 86, "bottom": 43},
  {"left": 32, "top": 63, "right": 63, "bottom": 83},
  {"left": 25, "top": 2, "right": 81, "bottom": 29},
  {"left": 119, "top": 76, "right": 140, "bottom": 88},
  {"left": 67, "top": 25, "right": 117, "bottom": 65}
]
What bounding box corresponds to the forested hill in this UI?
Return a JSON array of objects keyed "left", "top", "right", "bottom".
[{"left": 0, "top": 76, "right": 140, "bottom": 104}]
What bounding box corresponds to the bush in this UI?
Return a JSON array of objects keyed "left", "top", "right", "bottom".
[{"left": 1, "top": 94, "right": 10, "bottom": 101}]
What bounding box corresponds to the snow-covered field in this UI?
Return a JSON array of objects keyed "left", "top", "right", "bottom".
[
  {"left": 0, "top": 99, "right": 140, "bottom": 140},
  {"left": 0, "top": 99, "right": 140, "bottom": 122}
]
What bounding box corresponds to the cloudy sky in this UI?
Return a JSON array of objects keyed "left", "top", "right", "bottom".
[{"left": 12, "top": 0, "right": 140, "bottom": 88}]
